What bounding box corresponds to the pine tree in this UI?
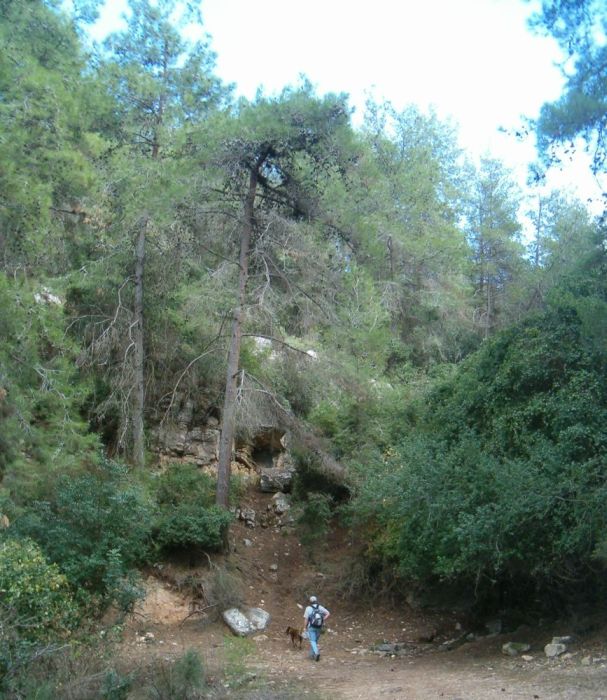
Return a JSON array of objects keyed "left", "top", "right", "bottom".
[{"left": 72, "top": 0, "right": 230, "bottom": 466}]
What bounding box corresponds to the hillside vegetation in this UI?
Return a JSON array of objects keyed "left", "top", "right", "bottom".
[{"left": 1, "top": 0, "right": 606, "bottom": 696}]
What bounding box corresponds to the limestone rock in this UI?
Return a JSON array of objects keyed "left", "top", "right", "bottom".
[
  {"left": 545, "top": 643, "right": 567, "bottom": 658},
  {"left": 260, "top": 466, "right": 295, "bottom": 493},
  {"left": 156, "top": 422, "right": 219, "bottom": 464},
  {"left": 223, "top": 607, "right": 271, "bottom": 637},
  {"left": 247, "top": 607, "right": 271, "bottom": 631},
  {"left": 222, "top": 608, "right": 251, "bottom": 636},
  {"left": 272, "top": 492, "right": 291, "bottom": 514},
  {"left": 238, "top": 507, "right": 256, "bottom": 528}
]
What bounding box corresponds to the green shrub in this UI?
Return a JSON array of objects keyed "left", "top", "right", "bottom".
[
  {"left": 101, "top": 668, "right": 132, "bottom": 699},
  {"left": 348, "top": 304, "right": 607, "bottom": 610},
  {"left": 146, "top": 648, "right": 207, "bottom": 699},
  {"left": 152, "top": 464, "right": 232, "bottom": 553},
  {"left": 11, "top": 457, "right": 152, "bottom": 610},
  {"left": 1, "top": 632, "right": 133, "bottom": 700},
  {"left": 154, "top": 507, "right": 231, "bottom": 552},
  {"left": 0, "top": 539, "right": 78, "bottom": 642},
  {"left": 155, "top": 463, "right": 216, "bottom": 508}
]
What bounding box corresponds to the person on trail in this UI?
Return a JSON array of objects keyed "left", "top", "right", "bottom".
[{"left": 304, "top": 595, "right": 330, "bottom": 661}]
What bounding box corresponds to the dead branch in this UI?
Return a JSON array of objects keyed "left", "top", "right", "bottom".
[
  {"left": 159, "top": 318, "right": 227, "bottom": 427},
  {"left": 179, "top": 604, "right": 217, "bottom": 627}
]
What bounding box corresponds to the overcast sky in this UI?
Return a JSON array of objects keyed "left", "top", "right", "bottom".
[{"left": 91, "top": 0, "right": 605, "bottom": 214}]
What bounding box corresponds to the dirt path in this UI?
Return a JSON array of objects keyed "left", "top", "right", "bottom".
[
  {"left": 251, "top": 632, "right": 607, "bottom": 699},
  {"left": 123, "top": 490, "right": 607, "bottom": 699}
]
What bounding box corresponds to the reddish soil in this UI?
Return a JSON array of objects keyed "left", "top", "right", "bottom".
[{"left": 121, "top": 490, "right": 607, "bottom": 699}]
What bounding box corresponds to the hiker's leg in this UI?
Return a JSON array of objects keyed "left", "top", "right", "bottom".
[{"left": 309, "top": 629, "right": 319, "bottom": 657}]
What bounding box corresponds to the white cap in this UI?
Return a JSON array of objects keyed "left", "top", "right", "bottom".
[{"left": 309, "top": 595, "right": 317, "bottom": 603}]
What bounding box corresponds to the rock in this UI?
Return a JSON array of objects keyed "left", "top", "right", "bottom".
[
  {"left": 243, "top": 538, "right": 253, "bottom": 547},
  {"left": 521, "top": 655, "right": 534, "bottom": 662},
  {"left": 551, "top": 635, "right": 573, "bottom": 645},
  {"left": 581, "top": 655, "right": 592, "bottom": 666},
  {"left": 502, "top": 642, "right": 531, "bottom": 657},
  {"left": 239, "top": 508, "right": 256, "bottom": 528},
  {"left": 155, "top": 422, "right": 220, "bottom": 463},
  {"left": 260, "top": 466, "right": 295, "bottom": 493},
  {"left": 544, "top": 643, "right": 567, "bottom": 658},
  {"left": 222, "top": 607, "right": 271, "bottom": 637},
  {"left": 247, "top": 607, "right": 271, "bottom": 631},
  {"left": 269, "top": 563, "right": 278, "bottom": 571},
  {"left": 223, "top": 609, "right": 251, "bottom": 637},
  {"left": 272, "top": 492, "right": 291, "bottom": 514}
]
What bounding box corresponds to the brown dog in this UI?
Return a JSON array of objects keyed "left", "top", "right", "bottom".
[{"left": 285, "top": 625, "right": 303, "bottom": 648}]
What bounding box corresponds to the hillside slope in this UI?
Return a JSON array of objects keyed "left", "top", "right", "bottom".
[{"left": 120, "top": 489, "right": 607, "bottom": 699}]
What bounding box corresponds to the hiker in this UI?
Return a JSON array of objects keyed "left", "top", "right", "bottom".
[{"left": 304, "top": 595, "right": 330, "bottom": 661}]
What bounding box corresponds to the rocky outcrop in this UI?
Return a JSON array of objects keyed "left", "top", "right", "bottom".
[
  {"left": 154, "top": 413, "right": 295, "bottom": 493},
  {"left": 254, "top": 429, "right": 295, "bottom": 492},
  {"left": 259, "top": 465, "right": 295, "bottom": 493},
  {"left": 155, "top": 404, "right": 220, "bottom": 464}
]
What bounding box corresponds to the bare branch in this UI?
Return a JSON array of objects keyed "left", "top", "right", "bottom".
[
  {"left": 241, "top": 333, "right": 317, "bottom": 358},
  {"left": 159, "top": 318, "right": 228, "bottom": 427}
]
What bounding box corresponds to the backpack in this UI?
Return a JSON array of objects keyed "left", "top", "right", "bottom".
[{"left": 308, "top": 604, "right": 324, "bottom": 629}]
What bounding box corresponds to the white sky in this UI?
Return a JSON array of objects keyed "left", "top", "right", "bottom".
[{"left": 92, "top": 0, "right": 605, "bottom": 217}]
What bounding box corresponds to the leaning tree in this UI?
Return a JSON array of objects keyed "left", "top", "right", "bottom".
[{"left": 192, "top": 86, "right": 353, "bottom": 507}]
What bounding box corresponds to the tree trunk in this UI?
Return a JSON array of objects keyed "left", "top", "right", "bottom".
[
  {"left": 132, "top": 216, "right": 147, "bottom": 468},
  {"left": 485, "top": 281, "right": 492, "bottom": 340},
  {"left": 216, "top": 167, "right": 258, "bottom": 508}
]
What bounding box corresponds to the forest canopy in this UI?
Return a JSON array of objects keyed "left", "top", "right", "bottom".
[{"left": 1, "top": 1, "right": 606, "bottom": 693}]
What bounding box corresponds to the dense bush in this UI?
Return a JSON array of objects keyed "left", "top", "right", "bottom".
[
  {"left": 154, "top": 507, "right": 231, "bottom": 553},
  {"left": 0, "top": 539, "right": 78, "bottom": 642},
  {"left": 308, "top": 379, "right": 425, "bottom": 463},
  {"left": 349, "top": 303, "right": 607, "bottom": 610},
  {"left": 152, "top": 463, "right": 231, "bottom": 553},
  {"left": 0, "top": 539, "right": 79, "bottom": 693},
  {"left": 10, "top": 457, "right": 152, "bottom": 610}
]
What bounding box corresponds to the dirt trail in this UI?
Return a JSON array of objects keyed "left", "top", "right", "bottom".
[{"left": 123, "top": 490, "right": 607, "bottom": 699}]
